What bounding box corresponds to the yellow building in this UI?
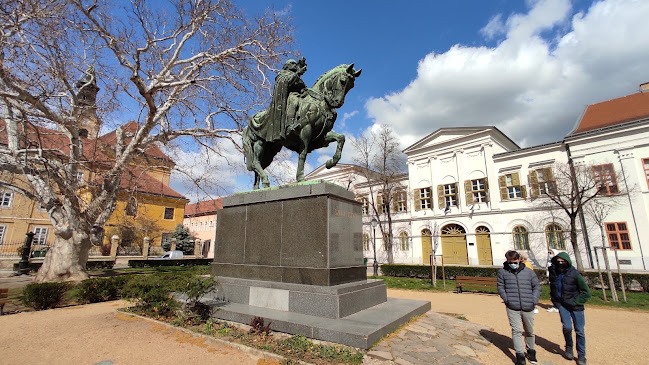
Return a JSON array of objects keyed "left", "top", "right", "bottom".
[{"left": 0, "top": 122, "right": 188, "bottom": 257}]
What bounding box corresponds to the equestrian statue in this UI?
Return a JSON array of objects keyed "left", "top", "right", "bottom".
[{"left": 243, "top": 58, "right": 362, "bottom": 189}]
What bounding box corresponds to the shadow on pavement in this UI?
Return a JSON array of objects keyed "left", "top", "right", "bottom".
[
  {"left": 479, "top": 329, "right": 516, "bottom": 362},
  {"left": 479, "top": 329, "right": 563, "bottom": 361}
]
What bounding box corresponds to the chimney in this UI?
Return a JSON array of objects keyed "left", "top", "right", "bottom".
[{"left": 640, "top": 82, "right": 649, "bottom": 93}]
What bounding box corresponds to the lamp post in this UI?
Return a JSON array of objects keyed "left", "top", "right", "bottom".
[{"left": 371, "top": 218, "right": 379, "bottom": 276}]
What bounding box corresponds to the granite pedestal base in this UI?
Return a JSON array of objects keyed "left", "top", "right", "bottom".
[
  {"left": 213, "top": 277, "right": 388, "bottom": 319},
  {"left": 209, "top": 182, "right": 430, "bottom": 348},
  {"left": 210, "top": 297, "right": 431, "bottom": 349}
]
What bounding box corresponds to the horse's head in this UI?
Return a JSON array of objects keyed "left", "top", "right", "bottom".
[{"left": 314, "top": 64, "right": 362, "bottom": 108}]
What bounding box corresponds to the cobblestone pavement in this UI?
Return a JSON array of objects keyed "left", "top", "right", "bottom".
[{"left": 364, "top": 312, "right": 492, "bottom": 365}]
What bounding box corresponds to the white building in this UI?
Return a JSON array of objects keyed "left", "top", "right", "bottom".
[{"left": 306, "top": 84, "right": 649, "bottom": 271}]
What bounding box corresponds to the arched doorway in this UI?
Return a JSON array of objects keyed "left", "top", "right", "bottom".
[
  {"left": 475, "top": 226, "right": 493, "bottom": 265},
  {"left": 441, "top": 224, "right": 468, "bottom": 265},
  {"left": 421, "top": 229, "right": 432, "bottom": 265}
]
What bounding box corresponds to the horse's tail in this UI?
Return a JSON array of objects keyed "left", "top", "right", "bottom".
[{"left": 242, "top": 126, "right": 255, "bottom": 172}]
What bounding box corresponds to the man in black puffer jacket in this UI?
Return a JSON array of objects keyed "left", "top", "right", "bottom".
[
  {"left": 549, "top": 252, "right": 591, "bottom": 365},
  {"left": 497, "top": 250, "right": 541, "bottom": 365}
]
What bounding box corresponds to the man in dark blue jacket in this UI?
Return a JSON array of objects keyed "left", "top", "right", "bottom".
[
  {"left": 498, "top": 250, "right": 542, "bottom": 365},
  {"left": 549, "top": 252, "right": 591, "bottom": 365}
]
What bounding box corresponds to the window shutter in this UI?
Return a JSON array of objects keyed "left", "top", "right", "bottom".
[
  {"left": 464, "top": 180, "right": 473, "bottom": 205},
  {"left": 453, "top": 182, "right": 459, "bottom": 206},
  {"left": 437, "top": 184, "right": 444, "bottom": 208},
  {"left": 549, "top": 181, "right": 558, "bottom": 195},
  {"left": 520, "top": 185, "right": 527, "bottom": 199},
  {"left": 512, "top": 172, "right": 520, "bottom": 186},
  {"left": 529, "top": 171, "right": 539, "bottom": 198},
  {"left": 543, "top": 167, "right": 553, "bottom": 181},
  {"left": 484, "top": 179, "right": 489, "bottom": 202},
  {"left": 499, "top": 176, "right": 508, "bottom": 201},
  {"left": 414, "top": 189, "right": 421, "bottom": 211}
]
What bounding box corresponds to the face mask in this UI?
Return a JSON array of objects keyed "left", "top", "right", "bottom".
[
  {"left": 509, "top": 263, "right": 519, "bottom": 270},
  {"left": 558, "top": 261, "right": 569, "bottom": 269}
]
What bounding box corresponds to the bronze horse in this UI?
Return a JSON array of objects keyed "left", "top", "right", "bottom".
[{"left": 243, "top": 64, "right": 362, "bottom": 189}]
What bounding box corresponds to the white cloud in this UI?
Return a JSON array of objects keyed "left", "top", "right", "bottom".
[
  {"left": 166, "top": 136, "right": 246, "bottom": 201},
  {"left": 366, "top": 0, "right": 649, "bottom": 148}
]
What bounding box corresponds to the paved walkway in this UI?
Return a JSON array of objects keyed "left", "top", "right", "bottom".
[{"left": 366, "top": 311, "right": 490, "bottom": 365}]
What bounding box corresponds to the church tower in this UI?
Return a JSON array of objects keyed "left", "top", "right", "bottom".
[{"left": 75, "top": 65, "right": 101, "bottom": 138}]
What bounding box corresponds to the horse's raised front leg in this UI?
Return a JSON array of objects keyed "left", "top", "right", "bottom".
[
  {"left": 252, "top": 141, "right": 271, "bottom": 188},
  {"left": 296, "top": 125, "right": 313, "bottom": 182},
  {"left": 324, "top": 131, "right": 345, "bottom": 169}
]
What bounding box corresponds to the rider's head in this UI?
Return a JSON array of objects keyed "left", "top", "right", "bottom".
[{"left": 283, "top": 59, "right": 298, "bottom": 72}]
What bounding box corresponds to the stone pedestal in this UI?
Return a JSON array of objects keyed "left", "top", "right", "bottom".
[
  {"left": 209, "top": 181, "right": 430, "bottom": 349},
  {"left": 211, "top": 181, "right": 366, "bottom": 286}
]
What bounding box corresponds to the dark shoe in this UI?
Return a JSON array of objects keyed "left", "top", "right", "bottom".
[
  {"left": 527, "top": 349, "right": 537, "bottom": 364},
  {"left": 516, "top": 352, "right": 526, "bottom": 365},
  {"left": 576, "top": 357, "right": 587, "bottom": 365},
  {"left": 564, "top": 347, "right": 574, "bottom": 360}
]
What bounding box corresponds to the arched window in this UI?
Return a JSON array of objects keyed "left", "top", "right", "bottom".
[
  {"left": 363, "top": 233, "right": 370, "bottom": 251},
  {"left": 512, "top": 226, "right": 530, "bottom": 250},
  {"left": 546, "top": 223, "right": 566, "bottom": 250},
  {"left": 399, "top": 231, "right": 409, "bottom": 250}
]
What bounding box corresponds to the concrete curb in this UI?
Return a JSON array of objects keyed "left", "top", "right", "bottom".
[{"left": 116, "top": 309, "right": 316, "bottom": 365}]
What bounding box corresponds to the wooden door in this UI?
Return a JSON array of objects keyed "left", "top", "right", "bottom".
[
  {"left": 476, "top": 226, "right": 493, "bottom": 265},
  {"left": 421, "top": 229, "right": 432, "bottom": 265},
  {"left": 441, "top": 224, "right": 468, "bottom": 265}
]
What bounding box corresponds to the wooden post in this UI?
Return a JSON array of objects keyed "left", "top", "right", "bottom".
[
  {"left": 594, "top": 247, "right": 607, "bottom": 301},
  {"left": 110, "top": 235, "right": 119, "bottom": 260},
  {"left": 142, "top": 237, "right": 150, "bottom": 259},
  {"left": 612, "top": 248, "right": 627, "bottom": 302},
  {"left": 601, "top": 247, "right": 619, "bottom": 302}
]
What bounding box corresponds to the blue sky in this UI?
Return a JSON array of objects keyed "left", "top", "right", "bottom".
[{"left": 170, "top": 0, "right": 649, "bottom": 200}]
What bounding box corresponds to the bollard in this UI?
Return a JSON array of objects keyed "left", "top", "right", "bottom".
[
  {"left": 143, "top": 237, "right": 150, "bottom": 259},
  {"left": 110, "top": 235, "right": 119, "bottom": 260},
  {"left": 194, "top": 239, "right": 202, "bottom": 258},
  {"left": 17, "top": 232, "right": 35, "bottom": 275}
]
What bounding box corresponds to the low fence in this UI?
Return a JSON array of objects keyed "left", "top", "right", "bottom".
[{"left": 0, "top": 241, "right": 53, "bottom": 258}]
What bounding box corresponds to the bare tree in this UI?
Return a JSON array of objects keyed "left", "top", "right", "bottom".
[
  {"left": 529, "top": 162, "right": 626, "bottom": 271},
  {"left": 351, "top": 125, "right": 407, "bottom": 264},
  {"left": 0, "top": 0, "right": 293, "bottom": 282}
]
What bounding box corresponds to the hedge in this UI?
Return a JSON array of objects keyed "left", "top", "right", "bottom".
[
  {"left": 13, "top": 259, "right": 114, "bottom": 272},
  {"left": 380, "top": 264, "right": 649, "bottom": 292},
  {"left": 127, "top": 258, "right": 212, "bottom": 268}
]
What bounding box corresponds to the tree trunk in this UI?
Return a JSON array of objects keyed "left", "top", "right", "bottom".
[
  {"left": 34, "top": 230, "right": 91, "bottom": 282},
  {"left": 570, "top": 215, "right": 584, "bottom": 272}
]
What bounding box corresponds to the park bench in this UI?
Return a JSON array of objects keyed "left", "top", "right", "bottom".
[
  {"left": 0, "top": 288, "right": 9, "bottom": 315},
  {"left": 455, "top": 276, "right": 498, "bottom": 294}
]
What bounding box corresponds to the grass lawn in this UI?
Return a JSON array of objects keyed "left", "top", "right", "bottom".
[{"left": 375, "top": 276, "right": 649, "bottom": 311}]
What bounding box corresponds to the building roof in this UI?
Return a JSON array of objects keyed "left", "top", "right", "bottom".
[
  {"left": 0, "top": 119, "right": 185, "bottom": 201},
  {"left": 98, "top": 121, "right": 173, "bottom": 163},
  {"left": 115, "top": 166, "right": 187, "bottom": 200},
  {"left": 184, "top": 198, "right": 223, "bottom": 217},
  {"left": 571, "top": 91, "right": 649, "bottom": 135}
]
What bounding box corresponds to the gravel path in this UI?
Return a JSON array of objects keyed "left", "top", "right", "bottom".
[
  {"left": 386, "top": 289, "right": 649, "bottom": 365},
  {"left": 0, "top": 300, "right": 281, "bottom": 365}
]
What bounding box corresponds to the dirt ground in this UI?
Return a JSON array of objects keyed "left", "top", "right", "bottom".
[
  {"left": 1, "top": 288, "right": 647, "bottom": 365},
  {"left": 388, "top": 288, "right": 649, "bottom": 365},
  {"left": 0, "top": 300, "right": 281, "bottom": 365}
]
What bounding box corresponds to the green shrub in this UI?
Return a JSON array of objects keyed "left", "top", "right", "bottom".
[
  {"left": 381, "top": 264, "right": 648, "bottom": 292},
  {"left": 121, "top": 274, "right": 179, "bottom": 316},
  {"left": 75, "top": 276, "right": 132, "bottom": 303},
  {"left": 22, "top": 282, "right": 72, "bottom": 310}
]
